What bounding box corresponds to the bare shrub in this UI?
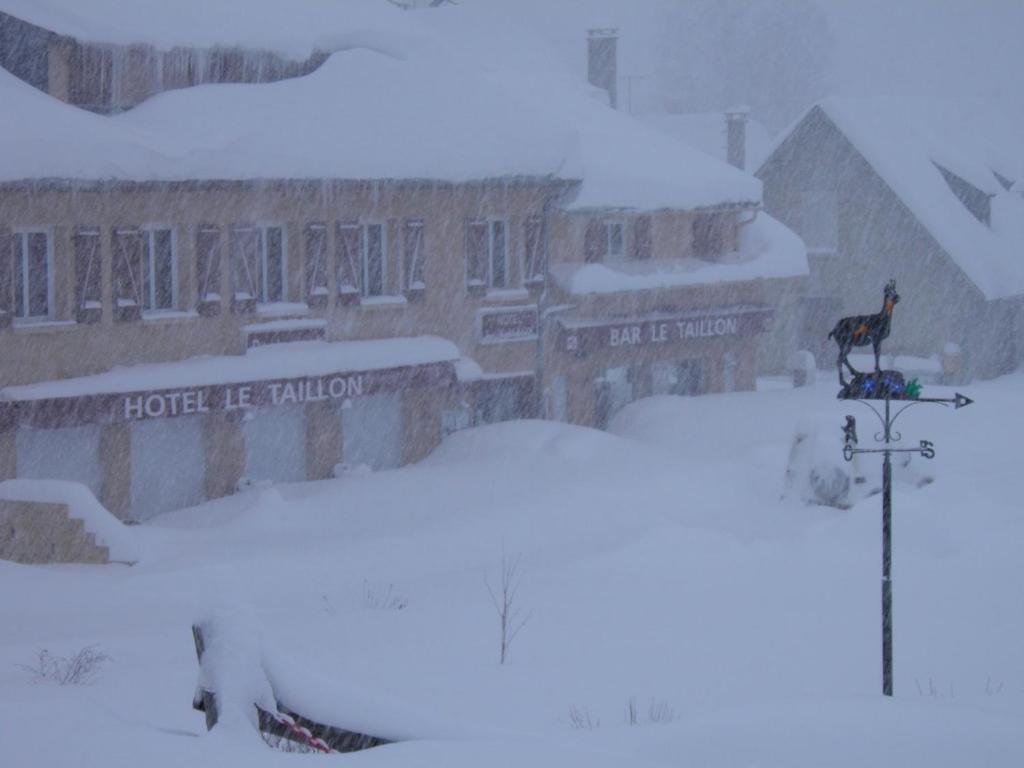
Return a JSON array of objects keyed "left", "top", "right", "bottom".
[
  {"left": 568, "top": 705, "right": 600, "bottom": 730},
  {"left": 485, "top": 548, "right": 531, "bottom": 664},
  {"left": 624, "top": 696, "right": 638, "bottom": 726},
  {"left": 647, "top": 698, "right": 675, "bottom": 724},
  {"left": 20, "top": 646, "right": 112, "bottom": 685},
  {"left": 362, "top": 580, "right": 408, "bottom": 611}
]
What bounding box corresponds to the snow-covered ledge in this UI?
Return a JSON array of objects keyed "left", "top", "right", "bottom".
[{"left": 552, "top": 213, "right": 807, "bottom": 295}]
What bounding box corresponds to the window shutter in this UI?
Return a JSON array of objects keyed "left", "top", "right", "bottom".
[
  {"left": 0, "top": 228, "right": 13, "bottom": 318},
  {"left": 304, "top": 223, "right": 328, "bottom": 299},
  {"left": 692, "top": 214, "right": 724, "bottom": 260},
  {"left": 524, "top": 217, "right": 545, "bottom": 281},
  {"left": 74, "top": 229, "right": 102, "bottom": 322},
  {"left": 112, "top": 228, "right": 143, "bottom": 319},
  {"left": 230, "top": 226, "right": 260, "bottom": 300},
  {"left": 195, "top": 226, "right": 222, "bottom": 303},
  {"left": 584, "top": 219, "right": 603, "bottom": 263},
  {"left": 632, "top": 216, "right": 653, "bottom": 260},
  {"left": 336, "top": 224, "right": 361, "bottom": 293},
  {"left": 403, "top": 220, "right": 425, "bottom": 290}
]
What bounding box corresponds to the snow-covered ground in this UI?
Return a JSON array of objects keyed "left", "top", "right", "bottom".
[{"left": 1, "top": 373, "right": 1022, "bottom": 767}]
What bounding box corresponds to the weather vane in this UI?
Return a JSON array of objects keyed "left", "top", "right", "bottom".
[{"left": 829, "top": 279, "right": 973, "bottom": 698}]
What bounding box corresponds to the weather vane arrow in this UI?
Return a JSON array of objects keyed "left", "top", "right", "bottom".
[{"left": 908, "top": 392, "right": 974, "bottom": 408}]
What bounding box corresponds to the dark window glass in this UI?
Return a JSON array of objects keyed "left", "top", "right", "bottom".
[
  {"left": 264, "top": 226, "right": 284, "bottom": 302},
  {"left": 144, "top": 229, "right": 174, "bottom": 310},
  {"left": 466, "top": 220, "right": 487, "bottom": 285},
  {"left": 606, "top": 221, "right": 624, "bottom": 260},
  {"left": 490, "top": 221, "right": 507, "bottom": 288},
  {"left": 363, "top": 224, "right": 384, "bottom": 298},
  {"left": 26, "top": 233, "right": 48, "bottom": 316},
  {"left": 0, "top": 231, "right": 13, "bottom": 314}
]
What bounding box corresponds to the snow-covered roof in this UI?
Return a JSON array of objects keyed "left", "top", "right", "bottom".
[
  {"left": 0, "top": 67, "right": 171, "bottom": 182},
  {"left": 0, "top": 336, "right": 460, "bottom": 401},
  {"left": 552, "top": 212, "right": 806, "bottom": 295},
  {"left": 0, "top": 0, "right": 761, "bottom": 212},
  {"left": 763, "top": 97, "right": 1024, "bottom": 300},
  {"left": 0, "top": 0, "right": 415, "bottom": 60},
  {"left": 637, "top": 112, "right": 773, "bottom": 172}
]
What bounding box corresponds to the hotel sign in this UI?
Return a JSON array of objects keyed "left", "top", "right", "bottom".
[
  {"left": 561, "top": 307, "right": 772, "bottom": 356},
  {"left": 2, "top": 362, "right": 455, "bottom": 430},
  {"left": 121, "top": 374, "right": 367, "bottom": 421}
]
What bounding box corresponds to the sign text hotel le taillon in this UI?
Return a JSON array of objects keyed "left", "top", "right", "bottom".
[{"left": 122, "top": 374, "right": 366, "bottom": 421}]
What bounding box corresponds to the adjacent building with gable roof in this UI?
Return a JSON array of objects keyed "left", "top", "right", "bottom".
[{"left": 757, "top": 98, "right": 1024, "bottom": 380}]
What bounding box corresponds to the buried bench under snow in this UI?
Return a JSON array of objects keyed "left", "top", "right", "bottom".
[
  {"left": 191, "top": 611, "right": 494, "bottom": 754},
  {"left": 0, "top": 479, "right": 138, "bottom": 565}
]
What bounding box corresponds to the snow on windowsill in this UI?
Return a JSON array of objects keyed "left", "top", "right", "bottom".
[
  {"left": 455, "top": 357, "right": 484, "bottom": 382},
  {"left": 12, "top": 318, "right": 77, "bottom": 331},
  {"left": 483, "top": 288, "right": 530, "bottom": 301},
  {"left": 255, "top": 302, "right": 311, "bottom": 317},
  {"left": 242, "top": 318, "right": 327, "bottom": 333},
  {"left": 142, "top": 309, "right": 199, "bottom": 322},
  {"left": 360, "top": 295, "right": 408, "bottom": 308}
]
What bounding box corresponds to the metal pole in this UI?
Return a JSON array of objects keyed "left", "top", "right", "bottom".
[{"left": 881, "top": 395, "right": 893, "bottom": 697}]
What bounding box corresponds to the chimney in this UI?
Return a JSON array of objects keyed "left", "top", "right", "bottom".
[
  {"left": 725, "top": 107, "right": 750, "bottom": 170},
  {"left": 587, "top": 29, "right": 618, "bottom": 109}
]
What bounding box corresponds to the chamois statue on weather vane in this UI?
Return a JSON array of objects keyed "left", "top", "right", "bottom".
[{"left": 828, "top": 280, "right": 900, "bottom": 389}]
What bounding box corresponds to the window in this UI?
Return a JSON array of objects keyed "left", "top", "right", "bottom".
[
  {"left": 632, "top": 216, "right": 653, "bottom": 260},
  {"left": 403, "top": 220, "right": 425, "bottom": 291},
  {"left": 142, "top": 228, "right": 175, "bottom": 311},
  {"left": 334, "top": 223, "right": 388, "bottom": 300},
  {"left": 231, "top": 225, "right": 285, "bottom": 304},
  {"left": 304, "top": 223, "right": 329, "bottom": 300},
  {"left": 692, "top": 214, "right": 728, "bottom": 260},
  {"left": 524, "top": 217, "right": 545, "bottom": 283},
  {"left": 0, "top": 231, "right": 13, "bottom": 316},
  {"left": 604, "top": 220, "right": 625, "bottom": 261},
  {"left": 74, "top": 229, "right": 102, "bottom": 313},
  {"left": 14, "top": 231, "right": 50, "bottom": 319},
  {"left": 195, "top": 226, "right": 222, "bottom": 303},
  {"left": 800, "top": 190, "right": 839, "bottom": 254},
  {"left": 465, "top": 219, "right": 508, "bottom": 290},
  {"left": 262, "top": 226, "right": 285, "bottom": 303},
  {"left": 583, "top": 218, "right": 625, "bottom": 263},
  {"left": 362, "top": 223, "right": 385, "bottom": 298}
]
